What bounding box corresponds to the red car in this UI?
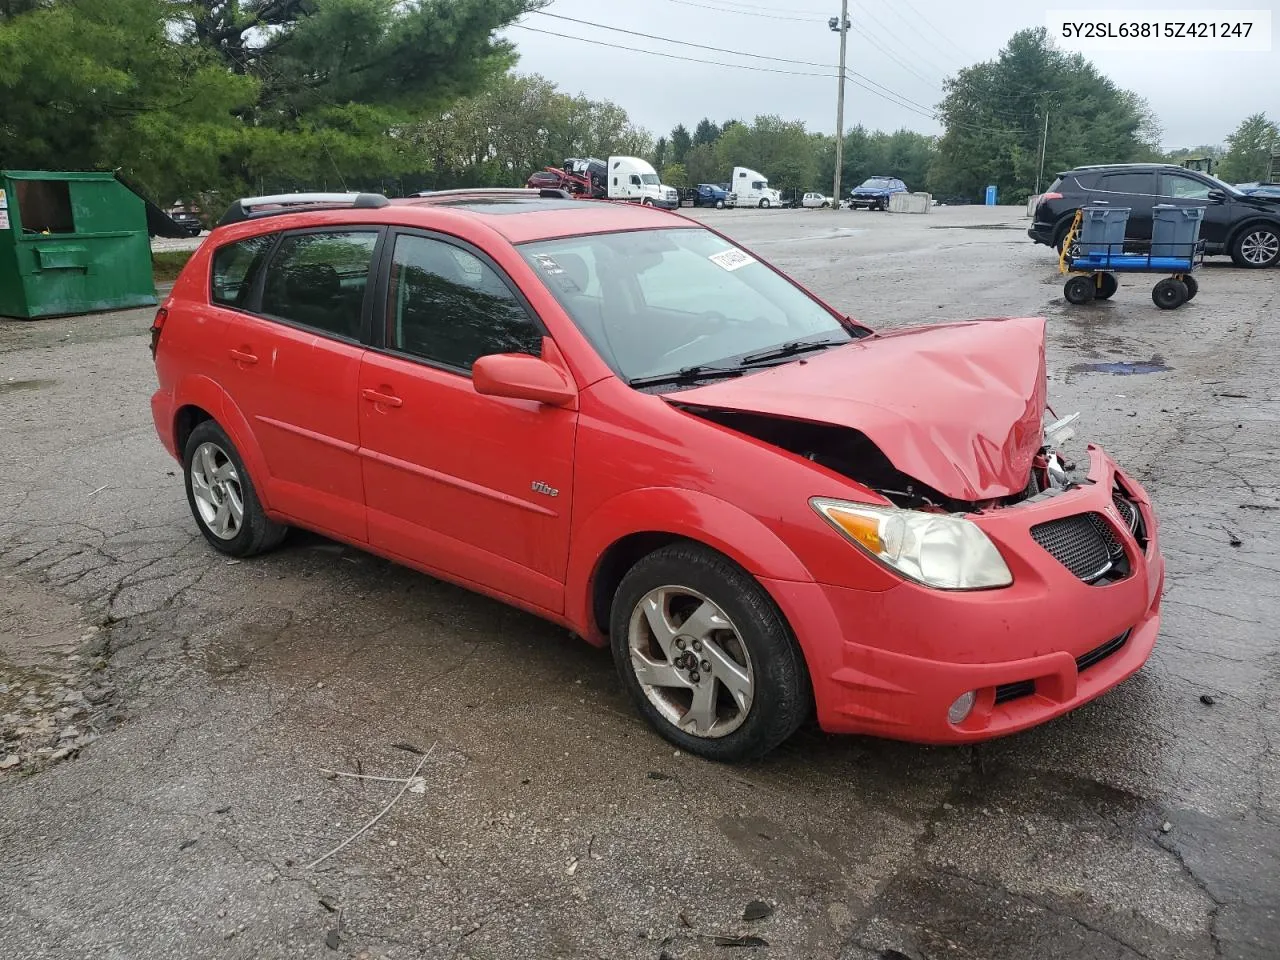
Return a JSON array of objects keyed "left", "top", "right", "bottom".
[{"left": 149, "top": 189, "right": 1164, "bottom": 761}]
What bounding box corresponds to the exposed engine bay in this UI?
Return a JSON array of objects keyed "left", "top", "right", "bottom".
[{"left": 678, "top": 406, "right": 1084, "bottom": 514}]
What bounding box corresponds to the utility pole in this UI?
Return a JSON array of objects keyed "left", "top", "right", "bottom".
[
  {"left": 1035, "top": 107, "right": 1050, "bottom": 195},
  {"left": 830, "top": 3, "right": 850, "bottom": 205}
]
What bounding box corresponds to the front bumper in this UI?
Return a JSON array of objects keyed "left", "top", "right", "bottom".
[
  {"left": 763, "top": 446, "right": 1164, "bottom": 744},
  {"left": 848, "top": 194, "right": 889, "bottom": 207},
  {"left": 651, "top": 197, "right": 680, "bottom": 210}
]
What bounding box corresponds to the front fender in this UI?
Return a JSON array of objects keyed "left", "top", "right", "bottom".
[
  {"left": 565, "top": 487, "right": 815, "bottom": 642},
  {"left": 171, "top": 374, "right": 274, "bottom": 512}
]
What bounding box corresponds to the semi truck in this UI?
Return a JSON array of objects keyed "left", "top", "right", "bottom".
[
  {"left": 605, "top": 156, "right": 679, "bottom": 208},
  {"left": 728, "top": 166, "right": 781, "bottom": 208}
]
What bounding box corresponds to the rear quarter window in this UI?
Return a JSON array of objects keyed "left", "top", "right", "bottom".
[{"left": 210, "top": 234, "right": 275, "bottom": 308}]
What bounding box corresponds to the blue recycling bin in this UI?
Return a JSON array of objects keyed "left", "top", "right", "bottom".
[
  {"left": 1150, "top": 205, "right": 1205, "bottom": 259},
  {"left": 985, "top": 185, "right": 997, "bottom": 205},
  {"left": 1079, "top": 204, "right": 1131, "bottom": 258}
]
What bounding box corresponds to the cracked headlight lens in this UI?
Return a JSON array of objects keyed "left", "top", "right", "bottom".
[{"left": 811, "top": 498, "right": 1013, "bottom": 590}]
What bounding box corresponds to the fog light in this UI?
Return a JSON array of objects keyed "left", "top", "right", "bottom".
[{"left": 948, "top": 691, "right": 976, "bottom": 725}]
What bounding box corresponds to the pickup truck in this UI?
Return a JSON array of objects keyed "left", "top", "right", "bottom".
[{"left": 682, "top": 183, "right": 731, "bottom": 208}]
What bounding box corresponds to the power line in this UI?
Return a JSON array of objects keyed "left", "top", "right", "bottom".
[
  {"left": 896, "top": 0, "right": 979, "bottom": 66},
  {"left": 531, "top": 11, "right": 831, "bottom": 67},
  {"left": 510, "top": 24, "right": 837, "bottom": 78},
  {"left": 651, "top": 0, "right": 823, "bottom": 23},
  {"left": 855, "top": 0, "right": 968, "bottom": 73}
]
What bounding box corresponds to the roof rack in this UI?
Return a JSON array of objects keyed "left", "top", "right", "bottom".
[
  {"left": 408, "top": 187, "right": 575, "bottom": 201},
  {"left": 217, "top": 191, "right": 390, "bottom": 227}
]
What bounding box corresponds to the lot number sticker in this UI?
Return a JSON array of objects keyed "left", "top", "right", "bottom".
[{"left": 709, "top": 248, "right": 755, "bottom": 272}]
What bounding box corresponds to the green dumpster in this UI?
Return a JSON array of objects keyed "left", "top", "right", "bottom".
[{"left": 0, "top": 170, "right": 157, "bottom": 319}]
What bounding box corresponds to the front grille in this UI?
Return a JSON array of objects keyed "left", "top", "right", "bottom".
[
  {"left": 994, "top": 679, "right": 1037, "bottom": 705},
  {"left": 991, "top": 629, "right": 1133, "bottom": 706},
  {"left": 1112, "top": 486, "right": 1149, "bottom": 550},
  {"left": 1076, "top": 629, "right": 1131, "bottom": 671},
  {"left": 1031, "top": 513, "right": 1114, "bottom": 582}
]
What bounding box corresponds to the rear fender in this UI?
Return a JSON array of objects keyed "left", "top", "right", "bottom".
[
  {"left": 565, "top": 487, "right": 814, "bottom": 644},
  {"left": 171, "top": 374, "right": 274, "bottom": 512}
]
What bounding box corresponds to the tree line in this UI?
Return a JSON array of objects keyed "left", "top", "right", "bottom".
[{"left": 1, "top": 4, "right": 1275, "bottom": 216}]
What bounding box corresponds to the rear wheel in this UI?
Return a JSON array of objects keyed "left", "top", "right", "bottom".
[
  {"left": 1230, "top": 225, "right": 1280, "bottom": 268},
  {"left": 1152, "top": 278, "right": 1188, "bottom": 309},
  {"left": 1181, "top": 275, "right": 1198, "bottom": 301},
  {"left": 183, "top": 421, "right": 286, "bottom": 557},
  {"left": 610, "top": 543, "right": 810, "bottom": 761}
]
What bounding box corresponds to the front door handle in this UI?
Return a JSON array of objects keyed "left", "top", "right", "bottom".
[
  {"left": 362, "top": 388, "right": 403, "bottom": 408},
  {"left": 230, "top": 348, "right": 258, "bottom": 365}
]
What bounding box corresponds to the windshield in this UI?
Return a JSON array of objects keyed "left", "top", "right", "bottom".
[
  {"left": 859, "top": 178, "right": 893, "bottom": 188},
  {"left": 520, "top": 228, "right": 854, "bottom": 383},
  {"left": 640, "top": 174, "right": 660, "bottom": 185},
  {"left": 1202, "top": 173, "right": 1245, "bottom": 197}
]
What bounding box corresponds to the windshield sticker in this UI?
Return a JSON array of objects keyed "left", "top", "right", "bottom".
[
  {"left": 709, "top": 248, "right": 755, "bottom": 272},
  {"left": 532, "top": 254, "right": 563, "bottom": 274}
]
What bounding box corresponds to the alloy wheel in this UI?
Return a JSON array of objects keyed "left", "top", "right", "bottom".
[
  {"left": 1241, "top": 229, "right": 1280, "bottom": 266},
  {"left": 627, "top": 585, "right": 754, "bottom": 738},
  {"left": 189, "top": 441, "right": 244, "bottom": 540}
]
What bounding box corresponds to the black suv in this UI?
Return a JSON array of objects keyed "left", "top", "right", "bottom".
[{"left": 1029, "top": 163, "right": 1280, "bottom": 268}]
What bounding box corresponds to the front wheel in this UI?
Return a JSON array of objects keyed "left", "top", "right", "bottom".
[
  {"left": 715, "top": 199, "right": 725, "bottom": 209},
  {"left": 641, "top": 198, "right": 653, "bottom": 207},
  {"left": 759, "top": 198, "right": 771, "bottom": 209},
  {"left": 1230, "top": 226, "right": 1280, "bottom": 268},
  {"left": 1181, "top": 275, "right": 1198, "bottom": 300},
  {"left": 1095, "top": 272, "right": 1119, "bottom": 299},
  {"left": 1152, "top": 278, "right": 1188, "bottom": 309},
  {"left": 1064, "top": 275, "right": 1095, "bottom": 304},
  {"left": 610, "top": 543, "right": 810, "bottom": 761}
]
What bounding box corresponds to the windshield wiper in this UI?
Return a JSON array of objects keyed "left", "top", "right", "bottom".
[
  {"left": 627, "top": 365, "right": 746, "bottom": 389},
  {"left": 738, "top": 335, "right": 847, "bottom": 367}
]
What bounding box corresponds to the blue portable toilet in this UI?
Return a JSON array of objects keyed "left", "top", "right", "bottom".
[{"left": 985, "top": 185, "right": 998, "bottom": 205}]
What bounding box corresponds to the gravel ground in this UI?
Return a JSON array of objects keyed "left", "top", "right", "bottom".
[{"left": 2, "top": 204, "right": 1277, "bottom": 960}]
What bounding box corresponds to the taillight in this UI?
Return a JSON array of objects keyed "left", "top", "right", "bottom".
[
  {"left": 1039, "top": 192, "right": 1063, "bottom": 202},
  {"left": 149, "top": 306, "right": 168, "bottom": 358}
]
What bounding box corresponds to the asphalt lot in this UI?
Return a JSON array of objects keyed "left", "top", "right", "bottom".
[{"left": 1, "top": 204, "right": 1277, "bottom": 959}]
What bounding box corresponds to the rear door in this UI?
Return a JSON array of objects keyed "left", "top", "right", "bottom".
[
  {"left": 357, "top": 230, "right": 577, "bottom": 613},
  {"left": 219, "top": 228, "right": 382, "bottom": 543},
  {"left": 1156, "top": 171, "right": 1234, "bottom": 246},
  {"left": 1090, "top": 170, "right": 1158, "bottom": 242}
]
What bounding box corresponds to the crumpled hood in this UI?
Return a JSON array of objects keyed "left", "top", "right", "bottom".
[{"left": 671, "top": 317, "right": 1048, "bottom": 501}]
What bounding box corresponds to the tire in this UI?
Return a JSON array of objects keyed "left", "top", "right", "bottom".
[
  {"left": 1229, "top": 225, "right": 1280, "bottom": 268},
  {"left": 1182, "top": 275, "right": 1198, "bottom": 301},
  {"left": 1064, "top": 275, "right": 1095, "bottom": 304},
  {"left": 642, "top": 198, "right": 653, "bottom": 207},
  {"left": 609, "top": 542, "right": 810, "bottom": 762},
  {"left": 1096, "top": 272, "right": 1119, "bottom": 300},
  {"left": 822, "top": 201, "right": 831, "bottom": 208},
  {"left": 1152, "top": 278, "right": 1188, "bottom": 310},
  {"left": 716, "top": 199, "right": 725, "bottom": 209},
  {"left": 760, "top": 199, "right": 771, "bottom": 209},
  {"left": 183, "top": 420, "right": 287, "bottom": 557}
]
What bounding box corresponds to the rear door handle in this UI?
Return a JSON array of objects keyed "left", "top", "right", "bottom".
[
  {"left": 362, "top": 388, "right": 403, "bottom": 408},
  {"left": 229, "top": 348, "right": 258, "bottom": 365}
]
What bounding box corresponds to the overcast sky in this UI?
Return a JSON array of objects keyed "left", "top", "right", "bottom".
[{"left": 504, "top": 0, "right": 1279, "bottom": 150}]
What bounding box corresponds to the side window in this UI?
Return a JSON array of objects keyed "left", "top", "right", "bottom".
[
  {"left": 752, "top": 181, "right": 765, "bottom": 190},
  {"left": 1159, "top": 174, "right": 1212, "bottom": 199},
  {"left": 211, "top": 234, "right": 275, "bottom": 308},
  {"left": 259, "top": 231, "right": 378, "bottom": 338},
  {"left": 630, "top": 175, "right": 641, "bottom": 186},
  {"left": 386, "top": 234, "right": 543, "bottom": 372},
  {"left": 1097, "top": 172, "right": 1155, "bottom": 194}
]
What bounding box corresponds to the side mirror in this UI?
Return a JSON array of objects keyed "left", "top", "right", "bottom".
[
  {"left": 1207, "top": 189, "right": 1227, "bottom": 202},
  {"left": 472, "top": 352, "right": 577, "bottom": 408}
]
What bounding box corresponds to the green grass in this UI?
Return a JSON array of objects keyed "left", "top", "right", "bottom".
[{"left": 152, "top": 250, "right": 194, "bottom": 284}]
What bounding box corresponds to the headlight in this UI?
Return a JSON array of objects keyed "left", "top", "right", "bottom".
[{"left": 810, "top": 498, "right": 1013, "bottom": 590}]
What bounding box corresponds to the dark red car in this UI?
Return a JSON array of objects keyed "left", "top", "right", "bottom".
[{"left": 150, "top": 189, "right": 1164, "bottom": 760}]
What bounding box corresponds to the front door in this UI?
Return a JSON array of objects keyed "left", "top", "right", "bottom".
[
  {"left": 218, "top": 228, "right": 382, "bottom": 544},
  {"left": 1156, "top": 171, "right": 1235, "bottom": 247},
  {"left": 357, "top": 231, "right": 577, "bottom": 614}
]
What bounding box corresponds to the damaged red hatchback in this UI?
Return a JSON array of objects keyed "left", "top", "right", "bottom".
[{"left": 150, "top": 189, "right": 1164, "bottom": 761}]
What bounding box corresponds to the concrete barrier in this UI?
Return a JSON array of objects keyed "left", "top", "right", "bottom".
[{"left": 888, "top": 191, "right": 931, "bottom": 213}]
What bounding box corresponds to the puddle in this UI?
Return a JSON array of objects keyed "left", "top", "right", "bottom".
[
  {"left": 1070, "top": 357, "right": 1170, "bottom": 376},
  {"left": 929, "top": 223, "right": 1023, "bottom": 230},
  {"left": 0, "top": 378, "right": 57, "bottom": 394}
]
